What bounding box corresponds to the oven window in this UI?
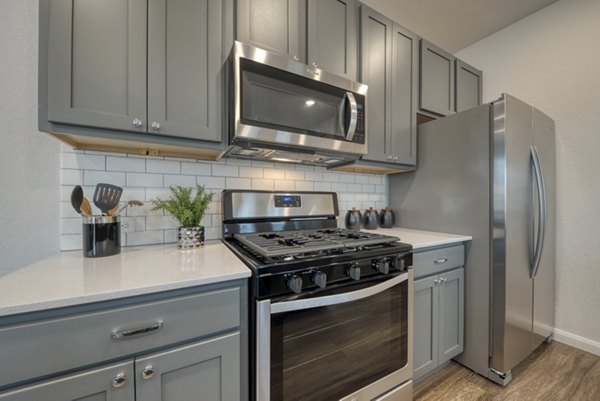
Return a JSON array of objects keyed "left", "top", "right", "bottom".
[{"left": 270, "top": 280, "right": 408, "bottom": 400}]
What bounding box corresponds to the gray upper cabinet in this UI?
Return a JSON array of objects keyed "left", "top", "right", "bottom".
[
  {"left": 420, "top": 39, "right": 455, "bottom": 117},
  {"left": 147, "top": 0, "right": 222, "bottom": 141},
  {"left": 455, "top": 59, "right": 483, "bottom": 112},
  {"left": 307, "top": 0, "right": 358, "bottom": 80},
  {"left": 236, "top": 0, "right": 306, "bottom": 61},
  {"left": 47, "top": 0, "right": 147, "bottom": 133},
  {"left": 360, "top": 7, "right": 417, "bottom": 167},
  {"left": 0, "top": 360, "right": 134, "bottom": 401},
  {"left": 135, "top": 332, "right": 241, "bottom": 401}
]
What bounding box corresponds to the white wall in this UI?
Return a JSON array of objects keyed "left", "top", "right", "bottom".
[
  {"left": 0, "top": 0, "right": 60, "bottom": 276},
  {"left": 457, "top": 0, "right": 600, "bottom": 350}
]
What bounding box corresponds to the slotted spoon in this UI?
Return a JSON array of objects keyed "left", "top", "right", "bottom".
[{"left": 93, "top": 183, "right": 123, "bottom": 215}]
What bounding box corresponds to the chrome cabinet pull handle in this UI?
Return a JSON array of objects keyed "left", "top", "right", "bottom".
[
  {"left": 112, "top": 322, "right": 163, "bottom": 340},
  {"left": 151, "top": 121, "right": 161, "bottom": 130},
  {"left": 142, "top": 365, "right": 155, "bottom": 380},
  {"left": 112, "top": 372, "right": 126, "bottom": 388},
  {"left": 434, "top": 258, "right": 448, "bottom": 264},
  {"left": 293, "top": 55, "right": 300, "bottom": 61},
  {"left": 132, "top": 118, "right": 143, "bottom": 128}
]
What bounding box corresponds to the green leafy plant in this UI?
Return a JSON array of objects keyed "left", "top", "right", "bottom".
[{"left": 152, "top": 185, "right": 214, "bottom": 228}]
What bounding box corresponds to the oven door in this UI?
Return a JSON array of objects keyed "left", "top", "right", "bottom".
[{"left": 256, "top": 270, "right": 413, "bottom": 401}]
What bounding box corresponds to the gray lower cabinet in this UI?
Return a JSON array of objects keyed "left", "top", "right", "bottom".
[
  {"left": 359, "top": 6, "right": 418, "bottom": 167},
  {"left": 455, "top": 59, "right": 483, "bottom": 113},
  {"left": 419, "top": 39, "right": 456, "bottom": 117},
  {"left": 236, "top": 0, "right": 306, "bottom": 61},
  {"left": 136, "top": 332, "right": 240, "bottom": 401},
  {"left": 0, "top": 281, "right": 247, "bottom": 400},
  {"left": 0, "top": 360, "right": 135, "bottom": 401},
  {"left": 413, "top": 246, "right": 465, "bottom": 381}
]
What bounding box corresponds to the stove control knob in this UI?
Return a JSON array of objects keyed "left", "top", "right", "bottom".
[
  {"left": 346, "top": 264, "right": 361, "bottom": 281},
  {"left": 286, "top": 275, "right": 303, "bottom": 294},
  {"left": 373, "top": 258, "right": 390, "bottom": 274},
  {"left": 392, "top": 256, "right": 405, "bottom": 271},
  {"left": 312, "top": 271, "right": 327, "bottom": 288}
]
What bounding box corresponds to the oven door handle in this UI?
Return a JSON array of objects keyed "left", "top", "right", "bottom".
[{"left": 271, "top": 272, "right": 408, "bottom": 314}]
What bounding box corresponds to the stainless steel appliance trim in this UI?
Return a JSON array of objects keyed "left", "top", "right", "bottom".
[
  {"left": 345, "top": 92, "right": 358, "bottom": 141},
  {"left": 371, "top": 380, "right": 412, "bottom": 401},
  {"left": 256, "top": 299, "right": 271, "bottom": 401},
  {"left": 82, "top": 215, "right": 121, "bottom": 224},
  {"left": 231, "top": 41, "right": 368, "bottom": 157},
  {"left": 227, "top": 191, "right": 337, "bottom": 220},
  {"left": 530, "top": 146, "right": 547, "bottom": 278},
  {"left": 271, "top": 272, "right": 408, "bottom": 314}
]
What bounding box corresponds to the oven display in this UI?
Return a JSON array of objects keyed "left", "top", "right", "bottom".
[{"left": 274, "top": 195, "right": 301, "bottom": 208}]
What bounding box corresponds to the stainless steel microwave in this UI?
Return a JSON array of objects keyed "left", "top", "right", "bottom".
[{"left": 225, "top": 41, "right": 368, "bottom": 166}]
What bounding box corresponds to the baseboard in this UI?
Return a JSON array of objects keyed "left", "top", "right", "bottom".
[{"left": 554, "top": 329, "right": 600, "bottom": 356}]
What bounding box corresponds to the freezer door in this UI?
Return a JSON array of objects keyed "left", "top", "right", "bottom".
[
  {"left": 491, "top": 94, "right": 535, "bottom": 374},
  {"left": 532, "top": 108, "right": 555, "bottom": 346}
]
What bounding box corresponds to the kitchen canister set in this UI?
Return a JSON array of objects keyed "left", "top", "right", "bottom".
[{"left": 344, "top": 207, "right": 396, "bottom": 230}]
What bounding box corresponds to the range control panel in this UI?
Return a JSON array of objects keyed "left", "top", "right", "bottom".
[{"left": 274, "top": 195, "right": 301, "bottom": 208}]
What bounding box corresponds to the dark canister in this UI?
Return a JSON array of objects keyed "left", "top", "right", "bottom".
[
  {"left": 82, "top": 216, "right": 121, "bottom": 258},
  {"left": 344, "top": 208, "right": 363, "bottom": 230},
  {"left": 363, "top": 208, "right": 379, "bottom": 230},
  {"left": 379, "top": 207, "right": 396, "bottom": 228}
]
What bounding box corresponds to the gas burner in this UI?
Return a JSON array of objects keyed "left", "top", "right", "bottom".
[{"left": 261, "top": 233, "right": 282, "bottom": 239}]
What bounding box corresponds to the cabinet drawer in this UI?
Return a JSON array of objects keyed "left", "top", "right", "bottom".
[
  {"left": 0, "top": 286, "right": 240, "bottom": 388},
  {"left": 413, "top": 245, "right": 464, "bottom": 279}
]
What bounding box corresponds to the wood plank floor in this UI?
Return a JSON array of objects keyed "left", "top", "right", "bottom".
[{"left": 414, "top": 342, "right": 600, "bottom": 401}]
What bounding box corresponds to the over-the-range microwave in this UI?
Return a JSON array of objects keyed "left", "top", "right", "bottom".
[{"left": 225, "top": 41, "right": 368, "bottom": 167}]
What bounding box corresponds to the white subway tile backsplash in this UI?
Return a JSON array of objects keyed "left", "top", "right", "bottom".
[
  {"left": 127, "top": 173, "right": 163, "bottom": 187},
  {"left": 240, "top": 167, "right": 264, "bottom": 178},
  {"left": 213, "top": 164, "right": 239, "bottom": 177},
  {"left": 60, "top": 148, "right": 387, "bottom": 250},
  {"left": 84, "top": 170, "right": 126, "bottom": 187},
  {"left": 181, "top": 162, "right": 211, "bottom": 176},
  {"left": 61, "top": 153, "right": 106, "bottom": 170},
  {"left": 252, "top": 179, "right": 274, "bottom": 190},
  {"left": 164, "top": 174, "right": 196, "bottom": 187},
  {"left": 146, "top": 159, "right": 181, "bottom": 174},
  {"left": 106, "top": 156, "right": 145, "bottom": 172}
]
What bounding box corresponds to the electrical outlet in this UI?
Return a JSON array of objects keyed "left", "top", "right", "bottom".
[{"left": 121, "top": 220, "right": 132, "bottom": 233}]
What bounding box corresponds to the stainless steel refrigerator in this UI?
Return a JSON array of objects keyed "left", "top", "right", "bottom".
[{"left": 389, "top": 94, "right": 555, "bottom": 385}]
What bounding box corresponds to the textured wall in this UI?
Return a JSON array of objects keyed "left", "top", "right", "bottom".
[
  {"left": 60, "top": 146, "right": 389, "bottom": 250},
  {"left": 0, "top": 0, "right": 60, "bottom": 276},
  {"left": 456, "top": 0, "right": 600, "bottom": 348}
]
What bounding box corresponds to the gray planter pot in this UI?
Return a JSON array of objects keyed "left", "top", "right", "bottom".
[{"left": 177, "top": 226, "right": 205, "bottom": 249}]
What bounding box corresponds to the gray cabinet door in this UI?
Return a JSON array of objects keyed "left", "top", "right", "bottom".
[
  {"left": 147, "top": 0, "right": 222, "bottom": 141},
  {"left": 307, "top": 0, "right": 358, "bottom": 79},
  {"left": 413, "top": 275, "right": 439, "bottom": 381},
  {"left": 47, "top": 0, "right": 147, "bottom": 133},
  {"left": 390, "top": 24, "right": 418, "bottom": 166},
  {"left": 455, "top": 60, "right": 483, "bottom": 112},
  {"left": 438, "top": 267, "right": 464, "bottom": 364},
  {"left": 360, "top": 6, "right": 392, "bottom": 163},
  {"left": 420, "top": 39, "right": 455, "bottom": 116},
  {"left": 236, "top": 0, "right": 306, "bottom": 61},
  {"left": 0, "top": 361, "right": 134, "bottom": 401},
  {"left": 135, "top": 332, "right": 241, "bottom": 401}
]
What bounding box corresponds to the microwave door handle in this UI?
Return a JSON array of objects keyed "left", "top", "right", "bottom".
[
  {"left": 271, "top": 272, "right": 408, "bottom": 314},
  {"left": 346, "top": 92, "right": 358, "bottom": 141}
]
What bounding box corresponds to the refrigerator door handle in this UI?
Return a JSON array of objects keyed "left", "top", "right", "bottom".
[{"left": 530, "top": 146, "right": 547, "bottom": 278}]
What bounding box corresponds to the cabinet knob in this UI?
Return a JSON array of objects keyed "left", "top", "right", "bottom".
[
  {"left": 312, "top": 61, "right": 318, "bottom": 68},
  {"left": 142, "top": 365, "right": 155, "bottom": 380},
  {"left": 393, "top": 156, "right": 399, "bottom": 161},
  {"left": 293, "top": 55, "right": 300, "bottom": 62},
  {"left": 111, "top": 372, "right": 126, "bottom": 388},
  {"left": 151, "top": 121, "right": 161, "bottom": 131},
  {"left": 387, "top": 155, "right": 392, "bottom": 160},
  {"left": 132, "top": 118, "right": 143, "bottom": 128}
]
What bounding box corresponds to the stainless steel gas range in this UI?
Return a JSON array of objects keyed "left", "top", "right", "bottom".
[{"left": 222, "top": 190, "right": 414, "bottom": 401}]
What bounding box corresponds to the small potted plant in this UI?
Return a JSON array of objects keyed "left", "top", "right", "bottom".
[{"left": 152, "top": 185, "right": 214, "bottom": 249}]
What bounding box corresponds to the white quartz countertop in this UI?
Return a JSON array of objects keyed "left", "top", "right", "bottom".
[
  {"left": 0, "top": 242, "right": 251, "bottom": 318},
  {"left": 364, "top": 227, "right": 472, "bottom": 250}
]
